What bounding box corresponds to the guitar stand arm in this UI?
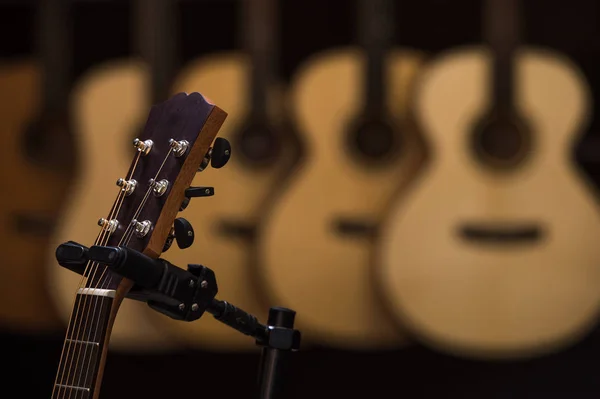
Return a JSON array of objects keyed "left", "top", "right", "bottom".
[{"left": 55, "top": 240, "right": 301, "bottom": 399}]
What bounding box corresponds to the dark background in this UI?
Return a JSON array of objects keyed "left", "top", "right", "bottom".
[{"left": 2, "top": 0, "right": 600, "bottom": 397}]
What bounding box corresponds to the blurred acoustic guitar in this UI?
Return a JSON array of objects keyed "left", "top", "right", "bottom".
[
  {"left": 256, "top": 0, "right": 425, "bottom": 349},
  {"left": 0, "top": 0, "right": 75, "bottom": 333},
  {"left": 146, "top": 0, "right": 300, "bottom": 350},
  {"left": 377, "top": 0, "right": 600, "bottom": 358},
  {"left": 46, "top": 0, "right": 182, "bottom": 352}
]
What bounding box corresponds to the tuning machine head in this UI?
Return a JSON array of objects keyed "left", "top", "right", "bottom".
[
  {"left": 180, "top": 186, "right": 214, "bottom": 211},
  {"left": 198, "top": 137, "right": 231, "bottom": 172},
  {"left": 163, "top": 226, "right": 176, "bottom": 252},
  {"left": 133, "top": 138, "right": 153, "bottom": 156},
  {"left": 163, "top": 217, "right": 195, "bottom": 252}
]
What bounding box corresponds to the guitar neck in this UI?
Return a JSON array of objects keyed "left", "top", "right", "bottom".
[
  {"left": 242, "top": 0, "right": 278, "bottom": 119},
  {"left": 51, "top": 181, "right": 136, "bottom": 399},
  {"left": 133, "top": 0, "right": 179, "bottom": 103},
  {"left": 36, "top": 0, "right": 71, "bottom": 112},
  {"left": 484, "top": 0, "right": 521, "bottom": 113},
  {"left": 51, "top": 287, "right": 125, "bottom": 399},
  {"left": 50, "top": 89, "right": 226, "bottom": 399},
  {"left": 357, "top": 0, "right": 394, "bottom": 112}
]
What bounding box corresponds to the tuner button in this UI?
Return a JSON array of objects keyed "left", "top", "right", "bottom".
[
  {"left": 174, "top": 217, "right": 194, "bottom": 249},
  {"left": 210, "top": 137, "right": 231, "bottom": 169},
  {"left": 185, "top": 186, "right": 215, "bottom": 198}
]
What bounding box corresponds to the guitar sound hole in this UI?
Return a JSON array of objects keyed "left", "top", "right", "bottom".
[
  {"left": 347, "top": 117, "right": 400, "bottom": 165},
  {"left": 472, "top": 112, "right": 532, "bottom": 170},
  {"left": 235, "top": 121, "right": 281, "bottom": 167},
  {"left": 23, "top": 113, "right": 75, "bottom": 171}
]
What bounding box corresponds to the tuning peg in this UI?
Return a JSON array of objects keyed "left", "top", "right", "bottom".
[
  {"left": 197, "top": 138, "right": 231, "bottom": 172},
  {"left": 163, "top": 226, "right": 176, "bottom": 252},
  {"left": 180, "top": 187, "right": 214, "bottom": 211},
  {"left": 185, "top": 186, "right": 214, "bottom": 198},
  {"left": 211, "top": 137, "right": 231, "bottom": 168},
  {"left": 174, "top": 217, "right": 194, "bottom": 249}
]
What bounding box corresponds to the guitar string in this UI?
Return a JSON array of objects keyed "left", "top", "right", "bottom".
[
  {"left": 71, "top": 182, "right": 142, "bottom": 398},
  {"left": 52, "top": 188, "right": 127, "bottom": 399},
  {"left": 59, "top": 105, "right": 187, "bottom": 397},
  {"left": 57, "top": 103, "right": 171, "bottom": 398},
  {"left": 50, "top": 234, "right": 94, "bottom": 399},
  {"left": 120, "top": 146, "right": 175, "bottom": 248},
  {"left": 77, "top": 147, "right": 175, "bottom": 394},
  {"left": 72, "top": 110, "right": 176, "bottom": 396},
  {"left": 67, "top": 146, "right": 153, "bottom": 399},
  {"left": 76, "top": 146, "right": 175, "bottom": 396},
  {"left": 53, "top": 152, "right": 142, "bottom": 399},
  {"left": 68, "top": 186, "right": 133, "bottom": 399},
  {"left": 70, "top": 148, "right": 159, "bottom": 398},
  {"left": 94, "top": 145, "right": 175, "bottom": 315},
  {"left": 57, "top": 154, "right": 140, "bottom": 399},
  {"left": 51, "top": 186, "right": 129, "bottom": 399}
]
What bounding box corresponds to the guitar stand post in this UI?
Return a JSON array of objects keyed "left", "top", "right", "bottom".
[
  {"left": 55, "top": 241, "right": 301, "bottom": 399},
  {"left": 256, "top": 307, "right": 298, "bottom": 399}
]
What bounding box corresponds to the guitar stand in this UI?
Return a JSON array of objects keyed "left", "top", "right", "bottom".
[{"left": 55, "top": 241, "right": 302, "bottom": 399}]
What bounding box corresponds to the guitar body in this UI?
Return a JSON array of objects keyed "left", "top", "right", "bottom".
[
  {"left": 146, "top": 53, "right": 294, "bottom": 350},
  {"left": 257, "top": 48, "right": 425, "bottom": 348},
  {"left": 0, "top": 60, "right": 70, "bottom": 332},
  {"left": 47, "top": 60, "right": 176, "bottom": 351},
  {"left": 377, "top": 46, "right": 600, "bottom": 357}
]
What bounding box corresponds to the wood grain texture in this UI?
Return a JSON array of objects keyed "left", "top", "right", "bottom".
[{"left": 377, "top": 47, "right": 600, "bottom": 359}]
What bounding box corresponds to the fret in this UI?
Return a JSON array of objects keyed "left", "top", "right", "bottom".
[
  {"left": 55, "top": 339, "right": 100, "bottom": 391},
  {"left": 67, "top": 294, "right": 113, "bottom": 342},
  {"left": 54, "top": 384, "right": 90, "bottom": 399},
  {"left": 77, "top": 288, "right": 116, "bottom": 298},
  {"left": 65, "top": 339, "right": 101, "bottom": 346},
  {"left": 52, "top": 292, "right": 113, "bottom": 398}
]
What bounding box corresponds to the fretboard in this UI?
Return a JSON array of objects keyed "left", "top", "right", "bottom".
[{"left": 52, "top": 289, "right": 115, "bottom": 399}]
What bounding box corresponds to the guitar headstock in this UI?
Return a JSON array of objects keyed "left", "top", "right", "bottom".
[{"left": 85, "top": 92, "right": 227, "bottom": 290}]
